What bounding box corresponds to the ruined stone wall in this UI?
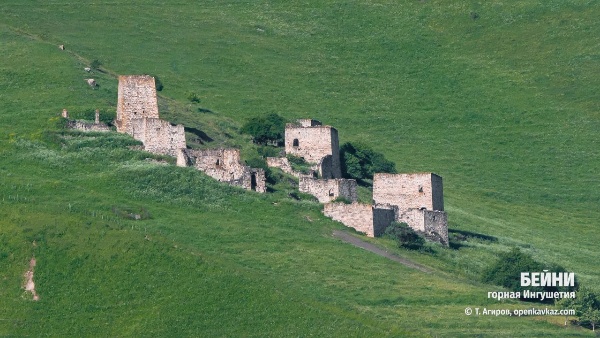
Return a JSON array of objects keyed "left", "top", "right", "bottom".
[
  {"left": 373, "top": 173, "right": 444, "bottom": 212},
  {"left": 299, "top": 177, "right": 357, "bottom": 203},
  {"left": 323, "top": 203, "right": 395, "bottom": 237},
  {"left": 284, "top": 123, "right": 341, "bottom": 178},
  {"left": 324, "top": 203, "right": 375, "bottom": 236},
  {"left": 397, "top": 208, "right": 448, "bottom": 246},
  {"left": 424, "top": 210, "right": 448, "bottom": 246},
  {"left": 67, "top": 120, "right": 110, "bottom": 132},
  {"left": 297, "top": 119, "right": 322, "bottom": 127},
  {"left": 186, "top": 148, "right": 265, "bottom": 193},
  {"left": 267, "top": 157, "right": 297, "bottom": 176},
  {"left": 249, "top": 168, "right": 267, "bottom": 193},
  {"left": 116, "top": 75, "right": 159, "bottom": 133},
  {"left": 372, "top": 204, "right": 397, "bottom": 237},
  {"left": 129, "top": 118, "right": 186, "bottom": 157}
]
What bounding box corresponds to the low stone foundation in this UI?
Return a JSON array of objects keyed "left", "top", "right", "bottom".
[{"left": 67, "top": 120, "right": 111, "bottom": 132}]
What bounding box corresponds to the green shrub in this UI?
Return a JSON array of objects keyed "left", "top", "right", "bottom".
[
  {"left": 240, "top": 113, "right": 286, "bottom": 145},
  {"left": 384, "top": 222, "right": 425, "bottom": 250},
  {"left": 557, "top": 288, "right": 600, "bottom": 330},
  {"left": 340, "top": 142, "right": 396, "bottom": 182},
  {"left": 90, "top": 59, "right": 102, "bottom": 70},
  {"left": 187, "top": 92, "right": 201, "bottom": 103},
  {"left": 286, "top": 154, "right": 312, "bottom": 175},
  {"left": 332, "top": 196, "right": 352, "bottom": 204},
  {"left": 257, "top": 145, "right": 281, "bottom": 158}
]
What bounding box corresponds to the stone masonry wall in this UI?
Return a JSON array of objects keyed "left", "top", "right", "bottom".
[
  {"left": 397, "top": 208, "right": 448, "bottom": 246},
  {"left": 266, "top": 157, "right": 297, "bottom": 177},
  {"left": 323, "top": 203, "right": 396, "bottom": 237},
  {"left": 372, "top": 204, "right": 398, "bottom": 237},
  {"left": 284, "top": 122, "right": 341, "bottom": 178},
  {"left": 299, "top": 177, "right": 357, "bottom": 203},
  {"left": 67, "top": 120, "right": 111, "bottom": 132},
  {"left": 116, "top": 75, "right": 159, "bottom": 133},
  {"left": 373, "top": 173, "right": 444, "bottom": 212},
  {"left": 324, "top": 203, "right": 375, "bottom": 236},
  {"left": 129, "top": 118, "right": 186, "bottom": 157},
  {"left": 185, "top": 148, "right": 266, "bottom": 193}
]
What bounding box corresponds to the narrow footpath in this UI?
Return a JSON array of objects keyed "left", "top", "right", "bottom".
[{"left": 332, "top": 230, "right": 432, "bottom": 273}]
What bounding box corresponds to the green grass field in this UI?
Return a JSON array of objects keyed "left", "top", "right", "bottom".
[{"left": 1, "top": 1, "right": 599, "bottom": 336}]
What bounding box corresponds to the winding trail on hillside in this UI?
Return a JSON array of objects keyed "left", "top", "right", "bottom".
[{"left": 332, "top": 230, "right": 432, "bottom": 273}]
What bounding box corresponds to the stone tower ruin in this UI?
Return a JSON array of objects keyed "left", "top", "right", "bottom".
[
  {"left": 116, "top": 75, "right": 160, "bottom": 134},
  {"left": 373, "top": 173, "right": 444, "bottom": 211},
  {"left": 373, "top": 173, "right": 447, "bottom": 245},
  {"left": 114, "top": 75, "right": 185, "bottom": 157},
  {"left": 284, "top": 119, "right": 341, "bottom": 179}
]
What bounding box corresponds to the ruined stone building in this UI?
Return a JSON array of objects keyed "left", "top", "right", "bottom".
[
  {"left": 67, "top": 120, "right": 111, "bottom": 133},
  {"left": 373, "top": 173, "right": 444, "bottom": 212},
  {"left": 283, "top": 119, "right": 341, "bottom": 179},
  {"left": 115, "top": 75, "right": 265, "bottom": 193},
  {"left": 178, "top": 148, "right": 266, "bottom": 193},
  {"left": 372, "top": 173, "right": 448, "bottom": 245},
  {"left": 323, "top": 173, "right": 448, "bottom": 245},
  {"left": 114, "top": 75, "right": 185, "bottom": 157},
  {"left": 116, "top": 75, "right": 160, "bottom": 134},
  {"left": 299, "top": 177, "right": 357, "bottom": 203},
  {"left": 128, "top": 118, "right": 186, "bottom": 157},
  {"left": 267, "top": 119, "right": 355, "bottom": 201},
  {"left": 65, "top": 109, "right": 111, "bottom": 133}
]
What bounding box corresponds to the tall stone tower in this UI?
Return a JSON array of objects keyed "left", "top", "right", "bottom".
[
  {"left": 373, "top": 173, "right": 444, "bottom": 211},
  {"left": 284, "top": 119, "right": 341, "bottom": 179},
  {"left": 116, "top": 75, "right": 159, "bottom": 134}
]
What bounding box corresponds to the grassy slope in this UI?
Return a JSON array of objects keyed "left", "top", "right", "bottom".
[{"left": 0, "top": 0, "right": 598, "bottom": 336}]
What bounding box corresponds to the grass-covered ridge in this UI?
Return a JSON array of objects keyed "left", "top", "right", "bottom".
[{"left": 0, "top": 1, "right": 598, "bottom": 336}]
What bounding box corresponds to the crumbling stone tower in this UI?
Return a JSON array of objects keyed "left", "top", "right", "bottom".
[
  {"left": 373, "top": 173, "right": 447, "bottom": 245},
  {"left": 373, "top": 173, "right": 443, "bottom": 211},
  {"left": 116, "top": 75, "right": 159, "bottom": 134},
  {"left": 284, "top": 119, "right": 341, "bottom": 179}
]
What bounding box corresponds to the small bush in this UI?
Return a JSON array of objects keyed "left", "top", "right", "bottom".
[
  {"left": 384, "top": 222, "right": 425, "bottom": 250},
  {"left": 187, "top": 92, "right": 201, "bottom": 103},
  {"left": 332, "top": 196, "right": 352, "bottom": 204},
  {"left": 257, "top": 146, "right": 281, "bottom": 158},
  {"left": 90, "top": 59, "right": 102, "bottom": 70},
  {"left": 240, "top": 113, "right": 286, "bottom": 145},
  {"left": 286, "top": 154, "right": 312, "bottom": 175},
  {"left": 340, "top": 142, "right": 396, "bottom": 182}
]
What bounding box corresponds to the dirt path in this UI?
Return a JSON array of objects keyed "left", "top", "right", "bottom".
[{"left": 332, "top": 230, "right": 432, "bottom": 273}]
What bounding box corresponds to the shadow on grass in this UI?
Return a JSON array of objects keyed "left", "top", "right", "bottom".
[
  {"left": 448, "top": 229, "right": 498, "bottom": 250},
  {"left": 184, "top": 126, "right": 214, "bottom": 143}
]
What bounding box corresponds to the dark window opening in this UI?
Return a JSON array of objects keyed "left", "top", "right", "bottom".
[
  {"left": 328, "top": 189, "right": 334, "bottom": 197},
  {"left": 418, "top": 185, "right": 423, "bottom": 193},
  {"left": 216, "top": 159, "right": 220, "bottom": 166},
  {"left": 292, "top": 139, "right": 299, "bottom": 147},
  {"left": 251, "top": 173, "right": 257, "bottom": 191}
]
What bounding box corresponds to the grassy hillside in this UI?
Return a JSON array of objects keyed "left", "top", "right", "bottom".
[{"left": 1, "top": 0, "right": 599, "bottom": 336}]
